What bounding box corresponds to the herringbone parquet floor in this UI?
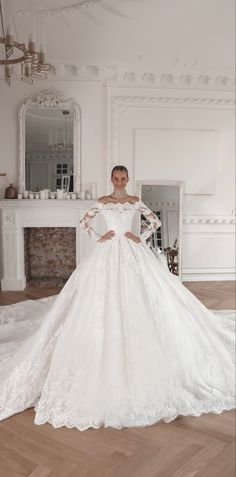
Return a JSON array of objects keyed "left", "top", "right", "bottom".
[{"left": 0, "top": 282, "right": 235, "bottom": 477}]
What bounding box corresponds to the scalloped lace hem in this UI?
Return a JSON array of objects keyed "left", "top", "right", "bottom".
[{"left": 33, "top": 398, "right": 236, "bottom": 431}]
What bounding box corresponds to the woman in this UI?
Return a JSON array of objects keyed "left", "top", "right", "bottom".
[{"left": 0, "top": 165, "right": 235, "bottom": 431}]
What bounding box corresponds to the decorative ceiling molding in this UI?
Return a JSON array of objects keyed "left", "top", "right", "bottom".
[
  {"left": 71, "top": 67, "right": 234, "bottom": 90},
  {"left": 16, "top": 1, "right": 103, "bottom": 16},
  {"left": 15, "top": 0, "right": 136, "bottom": 19},
  {"left": 1, "top": 65, "right": 235, "bottom": 91},
  {"left": 44, "top": 66, "right": 236, "bottom": 91}
]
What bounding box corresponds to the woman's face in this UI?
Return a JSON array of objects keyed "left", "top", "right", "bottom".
[{"left": 111, "top": 171, "right": 129, "bottom": 191}]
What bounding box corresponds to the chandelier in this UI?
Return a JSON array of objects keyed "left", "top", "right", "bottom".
[
  {"left": 48, "top": 110, "right": 73, "bottom": 152},
  {"left": 0, "top": 0, "right": 51, "bottom": 86}
]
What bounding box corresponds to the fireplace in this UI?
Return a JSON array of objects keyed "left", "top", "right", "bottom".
[
  {"left": 24, "top": 227, "right": 76, "bottom": 287},
  {"left": 0, "top": 199, "right": 101, "bottom": 291}
]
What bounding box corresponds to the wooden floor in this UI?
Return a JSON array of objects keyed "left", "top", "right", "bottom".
[{"left": 0, "top": 282, "right": 235, "bottom": 477}]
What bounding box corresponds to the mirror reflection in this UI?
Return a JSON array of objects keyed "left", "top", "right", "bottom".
[
  {"left": 25, "top": 108, "right": 74, "bottom": 192},
  {"left": 141, "top": 184, "right": 182, "bottom": 277}
]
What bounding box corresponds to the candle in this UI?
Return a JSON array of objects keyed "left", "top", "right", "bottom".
[
  {"left": 6, "top": 33, "right": 14, "bottom": 47},
  {"left": 90, "top": 181, "right": 97, "bottom": 199},
  {"left": 5, "top": 65, "right": 12, "bottom": 78}
]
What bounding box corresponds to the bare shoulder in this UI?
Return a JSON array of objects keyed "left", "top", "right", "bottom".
[
  {"left": 97, "top": 195, "right": 110, "bottom": 204},
  {"left": 131, "top": 195, "right": 140, "bottom": 203}
]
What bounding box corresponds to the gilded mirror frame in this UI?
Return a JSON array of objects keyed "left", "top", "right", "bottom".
[{"left": 18, "top": 88, "right": 81, "bottom": 193}]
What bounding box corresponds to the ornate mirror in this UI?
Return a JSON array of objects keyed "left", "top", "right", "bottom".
[
  {"left": 136, "top": 180, "right": 184, "bottom": 279},
  {"left": 18, "top": 89, "right": 81, "bottom": 193}
]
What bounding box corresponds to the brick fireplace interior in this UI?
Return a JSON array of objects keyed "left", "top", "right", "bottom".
[{"left": 24, "top": 227, "right": 76, "bottom": 287}]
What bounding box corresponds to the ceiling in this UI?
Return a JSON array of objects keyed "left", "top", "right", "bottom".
[{"left": 0, "top": 0, "right": 235, "bottom": 84}]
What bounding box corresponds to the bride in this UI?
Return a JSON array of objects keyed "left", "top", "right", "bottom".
[{"left": 0, "top": 165, "right": 235, "bottom": 431}]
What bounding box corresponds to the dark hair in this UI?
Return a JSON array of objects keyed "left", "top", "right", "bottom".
[{"left": 111, "top": 165, "right": 129, "bottom": 178}]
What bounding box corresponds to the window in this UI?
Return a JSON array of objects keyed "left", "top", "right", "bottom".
[{"left": 56, "top": 163, "right": 68, "bottom": 175}]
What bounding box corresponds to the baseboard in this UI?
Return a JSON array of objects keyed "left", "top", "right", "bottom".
[
  {"left": 183, "top": 268, "right": 236, "bottom": 281},
  {"left": 1, "top": 277, "right": 26, "bottom": 291}
]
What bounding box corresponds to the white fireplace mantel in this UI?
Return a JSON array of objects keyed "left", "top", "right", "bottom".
[{"left": 0, "top": 199, "right": 100, "bottom": 291}]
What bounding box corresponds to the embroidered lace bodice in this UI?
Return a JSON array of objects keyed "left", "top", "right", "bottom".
[{"left": 79, "top": 199, "right": 161, "bottom": 242}]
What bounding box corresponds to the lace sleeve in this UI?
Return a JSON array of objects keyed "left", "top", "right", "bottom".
[
  {"left": 79, "top": 202, "right": 102, "bottom": 241},
  {"left": 135, "top": 200, "right": 161, "bottom": 243}
]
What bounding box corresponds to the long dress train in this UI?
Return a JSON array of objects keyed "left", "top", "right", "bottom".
[{"left": 0, "top": 200, "right": 235, "bottom": 431}]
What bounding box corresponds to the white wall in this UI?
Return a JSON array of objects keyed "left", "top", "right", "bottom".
[
  {"left": 0, "top": 80, "right": 235, "bottom": 281},
  {"left": 106, "top": 87, "right": 235, "bottom": 280}
]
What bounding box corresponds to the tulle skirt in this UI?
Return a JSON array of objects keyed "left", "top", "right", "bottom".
[{"left": 0, "top": 237, "right": 235, "bottom": 431}]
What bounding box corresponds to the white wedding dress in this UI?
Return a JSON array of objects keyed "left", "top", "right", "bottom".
[{"left": 0, "top": 200, "right": 235, "bottom": 431}]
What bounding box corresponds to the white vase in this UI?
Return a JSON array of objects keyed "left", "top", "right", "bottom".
[{"left": 56, "top": 189, "right": 63, "bottom": 200}]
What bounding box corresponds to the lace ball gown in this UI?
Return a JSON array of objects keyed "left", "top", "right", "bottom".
[{"left": 0, "top": 200, "right": 235, "bottom": 431}]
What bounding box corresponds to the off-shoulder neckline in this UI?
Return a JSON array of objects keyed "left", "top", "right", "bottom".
[{"left": 97, "top": 200, "right": 142, "bottom": 207}]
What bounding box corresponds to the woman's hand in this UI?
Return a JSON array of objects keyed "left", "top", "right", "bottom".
[
  {"left": 124, "top": 231, "right": 141, "bottom": 243},
  {"left": 97, "top": 230, "right": 115, "bottom": 242}
]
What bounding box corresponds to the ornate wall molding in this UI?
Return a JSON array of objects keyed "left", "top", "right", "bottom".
[
  {"left": 3, "top": 211, "right": 16, "bottom": 227},
  {"left": 108, "top": 94, "right": 235, "bottom": 178},
  {"left": 19, "top": 89, "right": 81, "bottom": 113},
  {"left": 183, "top": 215, "right": 235, "bottom": 225},
  {"left": 111, "top": 95, "right": 234, "bottom": 107},
  {"left": 17, "top": 89, "right": 81, "bottom": 193},
  {"left": 146, "top": 201, "right": 178, "bottom": 208}
]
